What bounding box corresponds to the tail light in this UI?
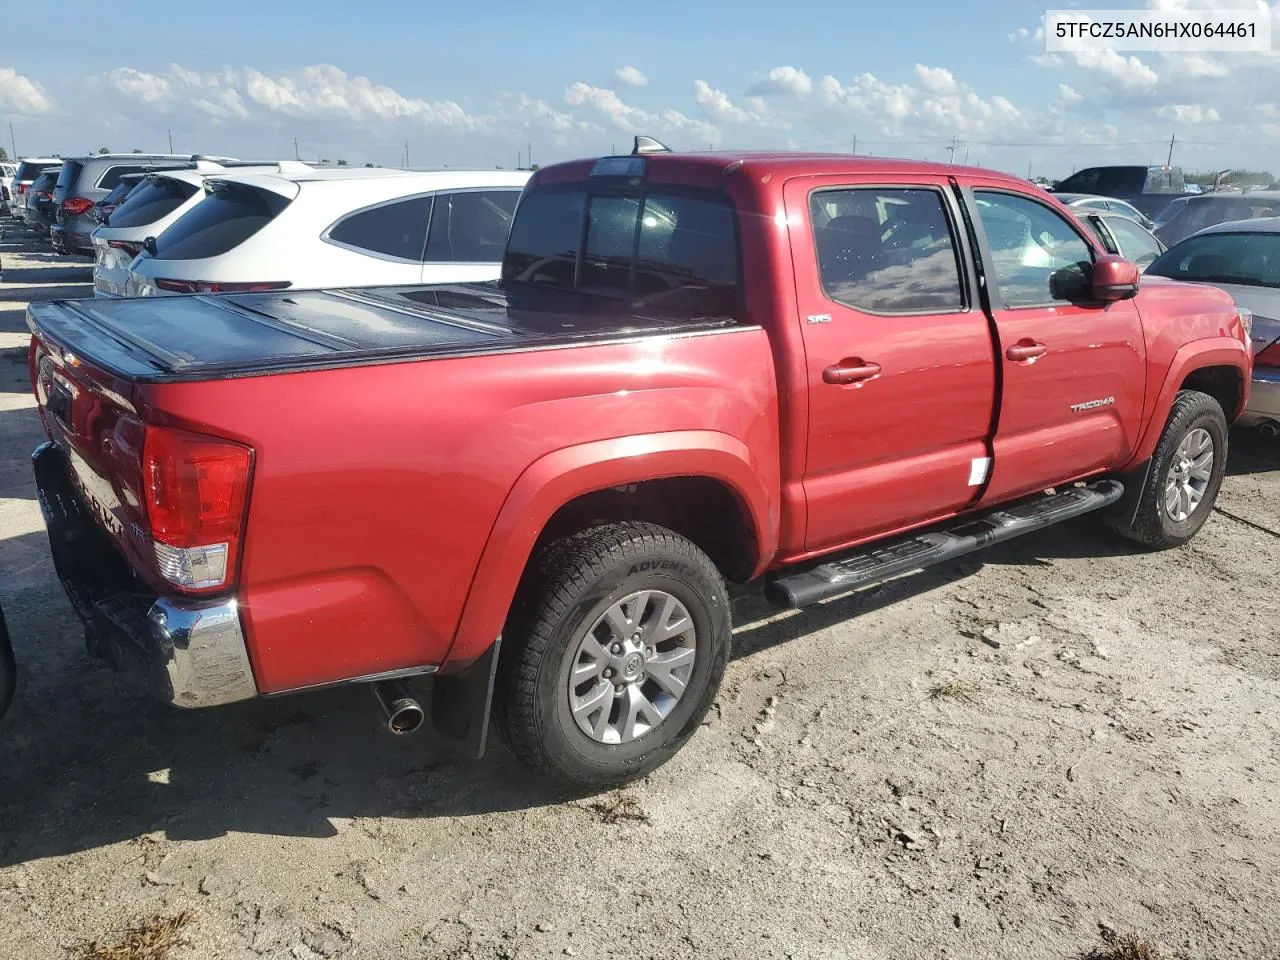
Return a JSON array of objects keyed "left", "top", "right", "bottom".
[
  {"left": 108, "top": 240, "right": 143, "bottom": 257},
  {"left": 14, "top": 183, "right": 27, "bottom": 196},
  {"left": 154, "top": 279, "right": 292, "bottom": 294},
  {"left": 61, "top": 196, "right": 94, "bottom": 217},
  {"left": 142, "top": 425, "right": 253, "bottom": 594}
]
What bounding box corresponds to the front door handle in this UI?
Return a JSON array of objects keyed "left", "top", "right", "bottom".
[
  {"left": 823, "top": 359, "right": 882, "bottom": 385},
  {"left": 1006, "top": 340, "right": 1047, "bottom": 362}
]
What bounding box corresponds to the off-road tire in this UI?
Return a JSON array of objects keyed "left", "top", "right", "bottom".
[
  {"left": 1110, "top": 389, "right": 1228, "bottom": 548},
  {"left": 495, "top": 522, "right": 731, "bottom": 790}
]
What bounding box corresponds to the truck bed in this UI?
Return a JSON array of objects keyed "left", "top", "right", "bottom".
[{"left": 27, "top": 283, "right": 741, "bottom": 382}]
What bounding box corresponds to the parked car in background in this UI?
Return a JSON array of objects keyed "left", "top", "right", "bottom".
[
  {"left": 1053, "top": 192, "right": 1155, "bottom": 230},
  {"left": 93, "top": 173, "right": 149, "bottom": 223},
  {"left": 51, "top": 153, "right": 232, "bottom": 255},
  {"left": 8, "top": 158, "right": 61, "bottom": 218},
  {"left": 1052, "top": 164, "right": 1185, "bottom": 220},
  {"left": 26, "top": 146, "right": 1250, "bottom": 787},
  {"left": 1153, "top": 191, "right": 1280, "bottom": 248},
  {"left": 93, "top": 162, "right": 317, "bottom": 297},
  {"left": 1079, "top": 212, "right": 1165, "bottom": 271},
  {"left": 23, "top": 170, "right": 61, "bottom": 235},
  {"left": 1147, "top": 218, "right": 1280, "bottom": 436},
  {"left": 0, "top": 162, "right": 17, "bottom": 215},
  {"left": 126, "top": 167, "right": 531, "bottom": 295}
]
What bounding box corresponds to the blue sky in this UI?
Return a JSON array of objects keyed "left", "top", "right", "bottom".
[{"left": 2, "top": 0, "right": 1277, "bottom": 177}]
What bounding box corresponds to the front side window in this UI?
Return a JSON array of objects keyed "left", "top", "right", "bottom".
[
  {"left": 424, "top": 190, "right": 519, "bottom": 263},
  {"left": 974, "top": 190, "right": 1093, "bottom": 308},
  {"left": 327, "top": 196, "right": 431, "bottom": 261},
  {"left": 809, "top": 187, "right": 964, "bottom": 313}
]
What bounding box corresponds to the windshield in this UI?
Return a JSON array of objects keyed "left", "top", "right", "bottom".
[{"left": 1147, "top": 232, "right": 1280, "bottom": 288}]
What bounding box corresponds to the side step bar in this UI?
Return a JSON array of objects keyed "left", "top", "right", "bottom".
[{"left": 766, "top": 479, "right": 1124, "bottom": 608}]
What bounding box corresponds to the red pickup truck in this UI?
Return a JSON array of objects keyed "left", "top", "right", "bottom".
[{"left": 24, "top": 144, "right": 1252, "bottom": 788}]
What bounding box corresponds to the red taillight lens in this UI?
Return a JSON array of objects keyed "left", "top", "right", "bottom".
[
  {"left": 61, "top": 196, "right": 94, "bottom": 216},
  {"left": 154, "top": 279, "right": 292, "bottom": 294},
  {"left": 14, "top": 184, "right": 27, "bottom": 196},
  {"left": 142, "top": 425, "right": 253, "bottom": 593},
  {"left": 108, "top": 240, "right": 143, "bottom": 257}
]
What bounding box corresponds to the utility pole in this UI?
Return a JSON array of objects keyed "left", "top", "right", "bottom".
[
  {"left": 167, "top": 129, "right": 173, "bottom": 153},
  {"left": 852, "top": 135, "right": 857, "bottom": 155},
  {"left": 1167, "top": 133, "right": 1176, "bottom": 166},
  {"left": 963, "top": 146, "right": 970, "bottom": 164},
  {"left": 293, "top": 137, "right": 300, "bottom": 161},
  {"left": 947, "top": 136, "right": 957, "bottom": 163},
  {"left": 517, "top": 149, "right": 522, "bottom": 169},
  {"left": 9, "top": 121, "right": 15, "bottom": 160},
  {"left": 1027, "top": 161, "right": 1033, "bottom": 180},
  {"left": 527, "top": 142, "right": 532, "bottom": 168},
  {"left": 405, "top": 139, "right": 410, "bottom": 167}
]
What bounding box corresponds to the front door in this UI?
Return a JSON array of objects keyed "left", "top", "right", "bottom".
[
  {"left": 783, "top": 176, "right": 998, "bottom": 554},
  {"left": 961, "top": 183, "right": 1147, "bottom": 503}
]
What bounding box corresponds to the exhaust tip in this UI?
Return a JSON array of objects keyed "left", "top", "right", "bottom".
[
  {"left": 373, "top": 680, "right": 425, "bottom": 735},
  {"left": 1260, "top": 420, "right": 1280, "bottom": 439}
]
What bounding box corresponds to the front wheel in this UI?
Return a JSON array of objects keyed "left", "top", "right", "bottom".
[
  {"left": 1111, "top": 389, "right": 1228, "bottom": 548},
  {"left": 495, "top": 522, "right": 731, "bottom": 790}
]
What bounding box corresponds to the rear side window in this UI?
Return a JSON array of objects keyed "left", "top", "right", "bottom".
[
  {"left": 424, "top": 190, "right": 519, "bottom": 262},
  {"left": 327, "top": 196, "right": 431, "bottom": 261},
  {"left": 154, "top": 184, "right": 291, "bottom": 260},
  {"left": 97, "top": 165, "right": 152, "bottom": 190},
  {"left": 109, "top": 178, "right": 198, "bottom": 228},
  {"left": 809, "top": 187, "right": 965, "bottom": 313},
  {"left": 503, "top": 186, "right": 740, "bottom": 318}
]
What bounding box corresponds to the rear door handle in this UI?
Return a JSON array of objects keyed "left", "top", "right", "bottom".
[
  {"left": 823, "top": 359, "right": 882, "bottom": 385},
  {"left": 1006, "top": 340, "right": 1047, "bottom": 362}
]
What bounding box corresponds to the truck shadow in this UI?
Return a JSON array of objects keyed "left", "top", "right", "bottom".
[{"left": 0, "top": 514, "right": 1141, "bottom": 869}]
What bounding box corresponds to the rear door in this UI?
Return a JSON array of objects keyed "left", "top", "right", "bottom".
[
  {"left": 959, "top": 181, "right": 1146, "bottom": 503},
  {"left": 782, "top": 175, "right": 997, "bottom": 553},
  {"left": 421, "top": 189, "right": 520, "bottom": 283}
]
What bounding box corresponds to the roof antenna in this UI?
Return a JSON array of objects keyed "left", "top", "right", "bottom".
[{"left": 632, "top": 136, "right": 672, "bottom": 156}]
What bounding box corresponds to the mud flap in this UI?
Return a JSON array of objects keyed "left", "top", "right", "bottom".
[
  {"left": 431, "top": 636, "right": 502, "bottom": 759},
  {"left": 1107, "top": 459, "right": 1152, "bottom": 528}
]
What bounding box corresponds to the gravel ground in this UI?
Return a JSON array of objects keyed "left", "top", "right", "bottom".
[{"left": 1, "top": 225, "right": 1279, "bottom": 960}]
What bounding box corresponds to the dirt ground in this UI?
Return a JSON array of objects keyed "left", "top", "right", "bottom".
[{"left": 1, "top": 223, "right": 1279, "bottom": 960}]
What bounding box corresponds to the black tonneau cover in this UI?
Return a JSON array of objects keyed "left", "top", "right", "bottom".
[{"left": 26, "top": 282, "right": 741, "bottom": 382}]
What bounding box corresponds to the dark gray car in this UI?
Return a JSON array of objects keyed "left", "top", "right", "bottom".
[{"left": 50, "top": 154, "right": 207, "bottom": 254}]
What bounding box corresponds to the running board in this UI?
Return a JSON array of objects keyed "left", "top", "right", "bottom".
[{"left": 766, "top": 479, "right": 1124, "bottom": 609}]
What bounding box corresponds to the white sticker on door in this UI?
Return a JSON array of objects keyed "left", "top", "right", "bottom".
[{"left": 968, "top": 457, "right": 991, "bottom": 486}]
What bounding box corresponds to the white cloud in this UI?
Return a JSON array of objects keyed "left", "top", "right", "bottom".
[
  {"left": 1158, "top": 103, "right": 1221, "bottom": 124},
  {"left": 108, "top": 67, "right": 171, "bottom": 104},
  {"left": 0, "top": 67, "right": 53, "bottom": 114},
  {"left": 242, "top": 65, "right": 484, "bottom": 126},
  {"left": 565, "top": 81, "right": 721, "bottom": 144},
  {"left": 194, "top": 89, "right": 250, "bottom": 121},
  {"left": 748, "top": 66, "right": 812, "bottom": 97},
  {"left": 1057, "top": 84, "right": 1084, "bottom": 104},
  {"left": 615, "top": 66, "right": 648, "bottom": 87},
  {"left": 1067, "top": 49, "right": 1159, "bottom": 90},
  {"left": 693, "top": 79, "right": 753, "bottom": 123},
  {"left": 915, "top": 65, "right": 959, "bottom": 96}
]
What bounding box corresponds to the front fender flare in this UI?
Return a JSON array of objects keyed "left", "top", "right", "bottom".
[
  {"left": 1128, "top": 338, "right": 1251, "bottom": 467},
  {"left": 443, "top": 430, "right": 778, "bottom": 666}
]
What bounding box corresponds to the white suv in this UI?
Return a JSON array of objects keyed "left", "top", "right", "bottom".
[
  {"left": 92, "top": 161, "right": 316, "bottom": 297},
  {"left": 125, "top": 168, "right": 531, "bottom": 296}
]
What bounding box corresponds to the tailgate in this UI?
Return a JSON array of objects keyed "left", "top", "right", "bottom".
[{"left": 28, "top": 328, "right": 154, "bottom": 584}]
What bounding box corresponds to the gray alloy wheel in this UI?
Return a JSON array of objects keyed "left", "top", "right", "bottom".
[
  {"left": 568, "top": 589, "right": 697, "bottom": 745},
  {"left": 1163, "top": 427, "right": 1213, "bottom": 522}
]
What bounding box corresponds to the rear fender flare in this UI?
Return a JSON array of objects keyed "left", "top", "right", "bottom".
[
  {"left": 443, "top": 430, "right": 778, "bottom": 666},
  {"left": 1128, "top": 338, "right": 1250, "bottom": 466}
]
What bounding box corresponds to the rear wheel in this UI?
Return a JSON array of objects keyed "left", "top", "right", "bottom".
[
  {"left": 495, "top": 522, "right": 731, "bottom": 790},
  {"left": 1111, "top": 390, "right": 1227, "bottom": 548}
]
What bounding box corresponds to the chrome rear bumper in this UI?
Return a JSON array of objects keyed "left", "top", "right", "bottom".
[{"left": 32, "top": 441, "right": 258, "bottom": 708}]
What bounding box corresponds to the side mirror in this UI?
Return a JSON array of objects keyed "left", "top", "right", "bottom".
[{"left": 1091, "top": 254, "right": 1140, "bottom": 301}]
